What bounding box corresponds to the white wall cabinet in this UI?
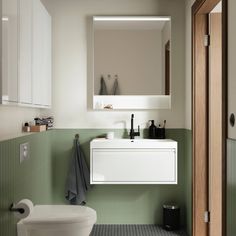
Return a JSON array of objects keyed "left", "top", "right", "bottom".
[
  {"left": 1, "top": 0, "right": 52, "bottom": 108},
  {"left": 90, "top": 139, "right": 178, "bottom": 184},
  {"left": 19, "top": 0, "right": 33, "bottom": 104}
]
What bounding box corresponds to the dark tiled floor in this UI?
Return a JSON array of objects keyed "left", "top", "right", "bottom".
[{"left": 91, "top": 224, "right": 188, "bottom": 236}]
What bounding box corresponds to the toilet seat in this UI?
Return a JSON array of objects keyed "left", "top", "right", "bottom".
[
  {"left": 17, "top": 205, "right": 97, "bottom": 236},
  {"left": 21, "top": 205, "right": 97, "bottom": 226}
]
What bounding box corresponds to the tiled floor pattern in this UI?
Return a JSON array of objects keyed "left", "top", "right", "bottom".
[{"left": 91, "top": 224, "right": 188, "bottom": 236}]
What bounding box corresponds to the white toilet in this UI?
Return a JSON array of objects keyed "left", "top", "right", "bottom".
[{"left": 17, "top": 205, "right": 97, "bottom": 236}]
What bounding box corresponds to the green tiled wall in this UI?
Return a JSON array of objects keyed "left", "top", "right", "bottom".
[
  {"left": 0, "top": 129, "right": 192, "bottom": 236},
  {"left": 184, "top": 129, "right": 192, "bottom": 235},
  {"left": 0, "top": 131, "right": 53, "bottom": 236},
  {"left": 227, "top": 138, "right": 236, "bottom": 236}
]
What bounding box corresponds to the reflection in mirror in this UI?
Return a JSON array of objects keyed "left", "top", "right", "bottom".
[{"left": 93, "top": 16, "right": 171, "bottom": 96}]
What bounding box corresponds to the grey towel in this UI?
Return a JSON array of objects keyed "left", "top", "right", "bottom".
[
  {"left": 99, "top": 76, "right": 108, "bottom": 95},
  {"left": 112, "top": 78, "right": 120, "bottom": 95},
  {"left": 65, "top": 139, "right": 91, "bottom": 205}
]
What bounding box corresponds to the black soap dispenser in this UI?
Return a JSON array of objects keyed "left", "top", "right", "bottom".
[{"left": 149, "top": 120, "right": 157, "bottom": 139}]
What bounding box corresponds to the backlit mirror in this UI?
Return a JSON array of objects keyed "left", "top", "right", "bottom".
[{"left": 92, "top": 16, "right": 171, "bottom": 110}]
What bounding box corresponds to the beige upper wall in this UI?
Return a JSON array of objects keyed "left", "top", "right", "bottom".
[
  {"left": 41, "top": 0, "right": 186, "bottom": 129},
  {"left": 0, "top": 106, "right": 41, "bottom": 141}
]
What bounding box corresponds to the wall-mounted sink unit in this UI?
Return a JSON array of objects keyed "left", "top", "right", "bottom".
[{"left": 90, "top": 139, "right": 177, "bottom": 184}]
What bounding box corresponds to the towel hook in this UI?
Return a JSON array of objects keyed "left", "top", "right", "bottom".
[{"left": 75, "top": 134, "right": 79, "bottom": 140}]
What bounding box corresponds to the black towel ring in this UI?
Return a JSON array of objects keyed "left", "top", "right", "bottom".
[{"left": 75, "top": 134, "right": 79, "bottom": 140}]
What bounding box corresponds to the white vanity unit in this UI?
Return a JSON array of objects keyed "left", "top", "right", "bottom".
[{"left": 90, "top": 139, "right": 177, "bottom": 184}]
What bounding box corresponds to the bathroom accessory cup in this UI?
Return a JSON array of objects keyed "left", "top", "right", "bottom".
[
  {"left": 106, "top": 132, "right": 114, "bottom": 139},
  {"left": 156, "top": 127, "right": 166, "bottom": 139}
]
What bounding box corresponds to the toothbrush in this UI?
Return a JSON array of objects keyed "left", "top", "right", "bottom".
[{"left": 163, "top": 120, "right": 166, "bottom": 128}]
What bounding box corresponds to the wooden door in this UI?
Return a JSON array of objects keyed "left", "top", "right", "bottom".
[
  {"left": 208, "top": 12, "right": 223, "bottom": 236},
  {"left": 192, "top": 0, "right": 227, "bottom": 236}
]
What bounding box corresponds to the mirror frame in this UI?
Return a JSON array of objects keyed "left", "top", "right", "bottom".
[{"left": 91, "top": 16, "right": 171, "bottom": 110}]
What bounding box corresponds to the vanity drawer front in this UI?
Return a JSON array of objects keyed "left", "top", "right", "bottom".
[{"left": 91, "top": 148, "right": 177, "bottom": 184}]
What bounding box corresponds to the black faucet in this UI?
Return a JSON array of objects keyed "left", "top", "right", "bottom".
[{"left": 129, "top": 114, "right": 140, "bottom": 139}]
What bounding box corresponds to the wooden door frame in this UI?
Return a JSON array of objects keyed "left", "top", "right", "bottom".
[{"left": 192, "top": 0, "right": 227, "bottom": 236}]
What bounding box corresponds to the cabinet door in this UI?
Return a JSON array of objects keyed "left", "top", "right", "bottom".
[
  {"left": 32, "top": 0, "right": 51, "bottom": 107},
  {"left": 2, "top": 0, "right": 18, "bottom": 102},
  {"left": 42, "top": 6, "right": 52, "bottom": 106},
  {"left": 18, "top": 0, "right": 32, "bottom": 104},
  {"left": 92, "top": 148, "right": 177, "bottom": 184}
]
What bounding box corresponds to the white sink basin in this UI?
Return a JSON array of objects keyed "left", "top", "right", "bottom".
[{"left": 91, "top": 138, "right": 177, "bottom": 149}]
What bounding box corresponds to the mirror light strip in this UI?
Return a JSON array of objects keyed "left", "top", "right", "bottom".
[
  {"left": 93, "top": 16, "right": 171, "bottom": 21},
  {"left": 2, "top": 17, "right": 9, "bottom": 21}
]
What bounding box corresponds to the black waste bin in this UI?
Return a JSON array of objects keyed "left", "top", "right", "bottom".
[{"left": 163, "top": 204, "right": 180, "bottom": 231}]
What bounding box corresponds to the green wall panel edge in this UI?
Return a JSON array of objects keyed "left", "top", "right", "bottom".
[{"left": 227, "top": 138, "right": 236, "bottom": 236}]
